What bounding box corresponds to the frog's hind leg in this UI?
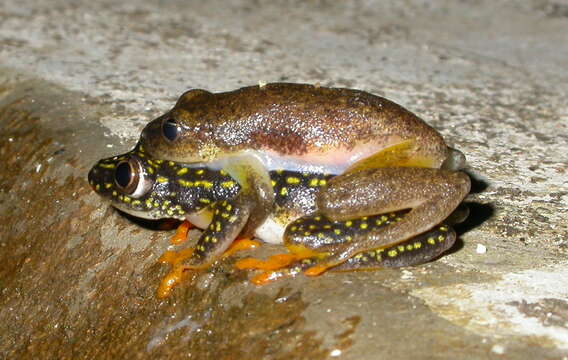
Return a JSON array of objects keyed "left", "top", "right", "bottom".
[
  {"left": 243, "top": 221, "right": 456, "bottom": 285},
  {"left": 314, "top": 167, "right": 470, "bottom": 268},
  {"left": 333, "top": 223, "right": 456, "bottom": 271}
]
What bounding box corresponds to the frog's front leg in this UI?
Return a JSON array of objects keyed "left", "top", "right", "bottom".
[
  {"left": 217, "top": 154, "right": 275, "bottom": 238},
  {"left": 157, "top": 195, "right": 257, "bottom": 297},
  {"left": 309, "top": 167, "right": 470, "bottom": 269},
  {"left": 182, "top": 196, "right": 252, "bottom": 269}
]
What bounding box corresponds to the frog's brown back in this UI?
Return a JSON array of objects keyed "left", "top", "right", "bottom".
[{"left": 140, "top": 83, "right": 448, "bottom": 165}]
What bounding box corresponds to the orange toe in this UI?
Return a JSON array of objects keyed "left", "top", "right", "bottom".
[
  {"left": 157, "top": 247, "right": 195, "bottom": 298},
  {"left": 158, "top": 248, "right": 194, "bottom": 266},
  {"left": 304, "top": 264, "right": 330, "bottom": 276},
  {"left": 235, "top": 253, "right": 297, "bottom": 271},
  {"left": 223, "top": 238, "right": 261, "bottom": 258},
  {"left": 235, "top": 257, "right": 265, "bottom": 270},
  {"left": 251, "top": 271, "right": 287, "bottom": 285},
  {"left": 157, "top": 265, "right": 187, "bottom": 298},
  {"left": 170, "top": 220, "right": 192, "bottom": 245}
]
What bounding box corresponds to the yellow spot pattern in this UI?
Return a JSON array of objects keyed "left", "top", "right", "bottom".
[
  {"left": 221, "top": 181, "right": 236, "bottom": 188},
  {"left": 286, "top": 177, "right": 300, "bottom": 185}
]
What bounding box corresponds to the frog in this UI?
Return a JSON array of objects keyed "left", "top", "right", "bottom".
[
  {"left": 134, "top": 83, "right": 470, "bottom": 272},
  {"left": 88, "top": 147, "right": 468, "bottom": 293},
  {"left": 139, "top": 83, "right": 466, "bottom": 246}
]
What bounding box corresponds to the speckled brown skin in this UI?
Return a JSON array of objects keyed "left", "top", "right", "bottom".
[{"left": 138, "top": 83, "right": 450, "bottom": 165}]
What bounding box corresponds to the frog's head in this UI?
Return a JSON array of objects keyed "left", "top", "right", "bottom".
[
  {"left": 140, "top": 89, "right": 223, "bottom": 163},
  {"left": 87, "top": 147, "right": 191, "bottom": 220}
]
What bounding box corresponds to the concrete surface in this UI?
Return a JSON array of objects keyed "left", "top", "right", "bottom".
[{"left": 1, "top": 0, "right": 567, "bottom": 359}]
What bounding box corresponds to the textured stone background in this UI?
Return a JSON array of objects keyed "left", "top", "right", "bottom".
[{"left": 1, "top": 0, "right": 567, "bottom": 359}]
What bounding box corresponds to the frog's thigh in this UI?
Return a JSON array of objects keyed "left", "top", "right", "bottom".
[
  {"left": 317, "top": 167, "right": 470, "bottom": 251},
  {"left": 332, "top": 223, "right": 456, "bottom": 271},
  {"left": 184, "top": 196, "right": 252, "bottom": 268}
]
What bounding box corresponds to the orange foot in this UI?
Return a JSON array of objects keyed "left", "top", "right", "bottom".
[
  {"left": 235, "top": 253, "right": 298, "bottom": 271},
  {"left": 235, "top": 248, "right": 333, "bottom": 285},
  {"left": 157, "top": 247, "right": 194, "bottom": 298},
  {"left": 156, "top": 237, "right": 261, "bottom": 298}
]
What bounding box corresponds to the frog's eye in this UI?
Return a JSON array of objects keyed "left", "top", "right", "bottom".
[
  {"left": 114, "top": 159, "right": 152, "bottom": 198},
  {"left": 162, "top": 118, "right": 180, "bottom": 142}
]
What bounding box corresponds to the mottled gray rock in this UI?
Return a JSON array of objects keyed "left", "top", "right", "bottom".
[{"left": 1, "top": 0, "right": 567, "bottom": 359}]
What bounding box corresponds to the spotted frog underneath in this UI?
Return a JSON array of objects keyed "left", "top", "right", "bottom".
[{"left": 89, "top": 145, "right": 469, "bottom": 295}]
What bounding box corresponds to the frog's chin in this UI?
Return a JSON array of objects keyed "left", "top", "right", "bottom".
[{"left": 111, "top": 203, "right": 183, "bottom": 221}]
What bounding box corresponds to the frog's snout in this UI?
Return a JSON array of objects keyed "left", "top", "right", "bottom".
[
  {"left": 87, "top": 162, "right": 108, "bottom": 193},
  {"left": 87, "top": 166, "right": 97, "bottom": 185},
  {"left": 87, "top": 158, "right": 120, "bottom": 194}
]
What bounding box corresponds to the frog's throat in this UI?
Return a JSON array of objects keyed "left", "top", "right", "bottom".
[
  {"left": 111, "top": 202, "right": 184, "bottom": 221},
  {"left": 185, "top": 207, "right": 213, "bottom": 229}
]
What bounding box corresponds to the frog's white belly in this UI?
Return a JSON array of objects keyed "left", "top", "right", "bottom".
[
  {"left": 198, "top": 141, "right": 394, "bottom": 175},
  {"left": 185, "top": 207, "right": 287, "bottom": 244},
  {"left": 257, "top": 144, "right": 386, "bottom": 173},
  {"left": 254, "top": 216, "right": 286, "bottom": 244}
]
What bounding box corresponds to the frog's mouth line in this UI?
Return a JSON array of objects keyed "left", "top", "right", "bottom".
[{"left": 111, "top": 202, "right": 184, "bottom": 221}]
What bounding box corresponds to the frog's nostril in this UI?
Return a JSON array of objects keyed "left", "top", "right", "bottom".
[{"left": 162, "top": 118, "right": 180, "bottom": 142}]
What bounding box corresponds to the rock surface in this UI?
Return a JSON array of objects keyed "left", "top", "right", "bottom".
[{"left": 1, "top": 0, "right": 567, "bottom": 358}]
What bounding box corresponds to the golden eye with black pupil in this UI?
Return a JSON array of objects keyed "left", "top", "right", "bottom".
[
  {"left": 162, "top": 117, "right": 180, "bottom": 142},
  {"left": 114, "top": 160, "right": 139, "bottom": 194}
]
